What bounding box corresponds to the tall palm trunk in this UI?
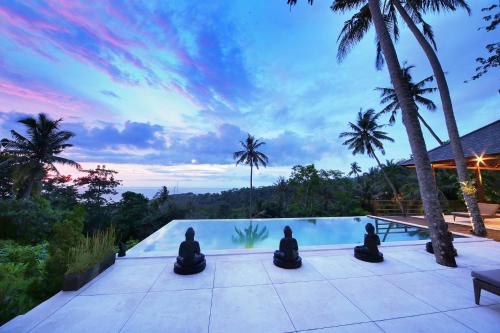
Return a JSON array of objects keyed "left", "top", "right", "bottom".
[
  {"left": 372, "top": 153, "right": 405, "bottom": 214},
  {"left": 368, "top": 0, "right": 456, "bottom": 266},
  {"left": 417, "top": 112, "right": 444, "bottom": 145},
  {"left": 249, "top": 163, "right": 253, "bottom": 218},
  {"left": 393, "top": 0, "right": 486, "bottom": 236}
]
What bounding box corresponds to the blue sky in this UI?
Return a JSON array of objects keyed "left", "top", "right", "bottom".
[{"left": 0, "top": 0, "right": 498, "bottom": 190}]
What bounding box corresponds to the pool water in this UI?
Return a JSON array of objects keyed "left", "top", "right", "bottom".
[{"left": 128, "top": 216, "right": 435, "bottom": 256}]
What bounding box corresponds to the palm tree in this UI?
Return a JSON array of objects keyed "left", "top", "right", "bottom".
[
  {"left": 376, "top": 64, "right": 444, "bottom": 145},
  {"left": 0, "top": 113, "right": 80, "bottom": 199},
  {"left": 332, "top": 0, "right": 486, "bottom": 235},
  {"left": 233, "top": 134, "right": 269, "bottom": 217},
  {"left": 389, "top": 0, "right": 486, "bottom": 235},
  {"left": 340, "top": 109, "right": 404, "bottom": 213},
  {"left": 348, "top": 162, "right": 362, "bottom": 178},
  {"left": 288, "top": 0, "right": 457, "bottom": 266}
]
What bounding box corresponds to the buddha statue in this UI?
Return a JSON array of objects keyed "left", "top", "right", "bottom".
[
  {"left": 273, "top": 226, "right": 302, "bottom": 269},
  {"left": 174, "top": 227, "right": 206, "bottom": 275},
  {"left": 354, "top": 223, "right": 384, "bottom": 263},
  {"left": 118, "top": 240, "right": 126, "bottom": 257},
  {"left": 426, "top": 231, "right": 457, "bottom": 257}
]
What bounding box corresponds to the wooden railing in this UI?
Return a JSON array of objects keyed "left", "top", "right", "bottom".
[{"left": 372, "top": 200, "right": 424, "bottom": 216}]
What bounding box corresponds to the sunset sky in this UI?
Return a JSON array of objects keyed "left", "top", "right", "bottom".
[{"left": 0, "top": 0, "right": 498, "bottom": 192}]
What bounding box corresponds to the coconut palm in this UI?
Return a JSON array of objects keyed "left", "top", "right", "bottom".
[
  {"left": 340, "top": 109, "right": 404, "bottom": 213},
  {"left": 348, "top": 162, "right": 362, "bottom": 178},
  {"left": 0, "top": 113, "right": 80, "bottom": 199},
  {"left": 331, "top": 0, "right": 485, "bottom": 235},
  {"left": 233, "top": 134, "right": 269, "bottom": 217},
  {"left": 376, "top": 64, "right": 444, "bottom": 145},
  {"left": 390, "top": 0, "right": 486, "bottom": 235},
  {"left": 288, "top": 0, "right": 457, "bottom": 266}
]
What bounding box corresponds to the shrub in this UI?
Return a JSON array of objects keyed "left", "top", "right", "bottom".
[
  {"left": 43, "top": 206, "right": 85, "bottom": 296},
  {"left": 0, "top": 241, "right": 47, "bottom": 324},
  {"left": 66, "top": 226, "right": 116, "bottom": 275},
  {"left": 0, "top": 197, "right": 60, "bottom": 244}
]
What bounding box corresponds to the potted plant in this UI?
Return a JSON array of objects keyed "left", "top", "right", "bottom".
[{"left": 62, "top": 227, "right": 116, "bottom": 291}]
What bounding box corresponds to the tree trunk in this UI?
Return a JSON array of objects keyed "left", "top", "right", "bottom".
[
  {"left": 249, "top": 163, "right": 253, "bottom": 218},
  {"left": 20, "top": 179, "right": 34, "bottom": 199},
  {"left": 372, "top": 153, "right": 405, "bottom": 214},
  {"left": 417, "top": 112, "right": 444, "bottom": 146},
  {"left": 393, "top": 0, "right": 486, "bottom": 236},
  {"left": 368, "top": 0, "right": 456, "bottom": 266}
]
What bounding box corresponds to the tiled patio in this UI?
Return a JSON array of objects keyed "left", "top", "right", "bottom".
[{"left": 2, "top": 240, "right": 500, "bottom": 333}]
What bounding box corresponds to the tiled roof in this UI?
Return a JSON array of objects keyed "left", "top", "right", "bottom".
[{"left": 400, "top": 119, "right": 500, "bottom": 166}]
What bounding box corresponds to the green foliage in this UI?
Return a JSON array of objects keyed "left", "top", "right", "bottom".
[
  {"left": 42, "top": 174, "right": 78, "bottom": 210},
  {"left": 0, "top": 152, "right": 14, "bottom": 199},
  {"left": 0, "top": 113, "right": 80, "bottom": 199},
  {"left": 112, "top": 191, "right": 149, "bottom": 241},
  {"left": 43, "top": 206, "right": 85, "bottom": 295},
  {"left": 0, "top": 241, "right": 47, "bottom": 324},
  {"left": 66, "top": 226, "right": 116, "bottom": 275},
  {"left": 0, "top": 197, "right": 60, "bottom": 244},
  {"left": 74, "top": 165, "right": 121, "bottom": 233},
  {"left": 74, "top": 165, "right": 121, "bottom": 207}
]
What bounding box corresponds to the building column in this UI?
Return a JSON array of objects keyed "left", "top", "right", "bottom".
[{"left": 475, "top": 167, "right": 486, "bottom": 202}]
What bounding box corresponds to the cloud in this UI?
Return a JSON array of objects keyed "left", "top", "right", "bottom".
[
  {"left": 100, "top": 90, "right": 120, "bottom": 99},
  {"left": 0, "top": 111, "right": 337, "bottom": 166},
  {"left": 0, "top": 1, "right": 256, "bottom": 117}
]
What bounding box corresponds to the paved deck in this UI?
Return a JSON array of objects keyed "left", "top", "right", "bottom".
[
  {"left": 379, "top": 215, "right": 500, "bottom": 241},
  {"left": 1, "top": 240, "right": 500, "bottom": 333}
]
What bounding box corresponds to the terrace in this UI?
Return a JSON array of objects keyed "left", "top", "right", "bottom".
[{"left": 1, "top": 233, "right": 499, "bottom": 333}]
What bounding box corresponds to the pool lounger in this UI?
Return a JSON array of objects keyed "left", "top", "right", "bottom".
[{"left": 471, "top": 269, "right": 500, "bottom": 305}]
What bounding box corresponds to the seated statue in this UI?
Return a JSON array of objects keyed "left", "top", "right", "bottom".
[
  {"left": 426, "top": 231, "right": 457, "bottom": 257},
  {"left": 118, "top": 240, "right": 126, "bottom": 257},
  {"left": 174, "top": 227, "right": 206, "bottom": 275},
  {"left": 274, "top": 226, "right": 302, "bottom": 269},
  {"left": 354, "top": 223, "right": 384, "bottom": 263}
]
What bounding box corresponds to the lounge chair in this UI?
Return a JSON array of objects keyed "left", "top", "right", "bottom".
[
  {"left": 452, "top": 203, "right": 499, "bottom": 221},
  {"left": 471, "top": 269, "right": 500, "bottom": 305}
]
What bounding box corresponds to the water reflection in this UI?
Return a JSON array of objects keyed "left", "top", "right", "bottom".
[
  {"left": 231, "top": 221, "right": 269, "bottom": 248},
  {"left": 374, "top": 220, "right": 430, "bottom": 242}
]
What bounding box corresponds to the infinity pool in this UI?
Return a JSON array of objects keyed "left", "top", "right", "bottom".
[{"left": 128, "top": 216, "right": 438, "bottom": 257}]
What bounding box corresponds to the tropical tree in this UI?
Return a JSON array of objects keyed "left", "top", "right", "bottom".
[
  {"left": 340, "top": 109, "right": 404, "bottom": 213},
  {"left": 0, "top": 113, "right": 80, "bottom": 199},
  {"left": 233, "top": 134, "right": 269, "bottom": 217},
  {"left": 288, "top": 0, "right": 457, "bottom": 266},
  {"left": 376, "top": 64, "right": 444, "bottom": 145},
  {"left": 469, "top": 2, "right": 499, "bottom": 83},
  {"left": 388, "top": 0, "right": 486, "bottom": 236},
  {"left": 348, "top": 162, "right": 362, "bottom": 178},
  {"left": 274, "top": 176, "right": 289, "bottom": 214}
]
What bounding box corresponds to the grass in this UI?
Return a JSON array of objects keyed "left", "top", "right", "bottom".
[{"left": 66, "top": 226, "right": 116, "bottom": 275}]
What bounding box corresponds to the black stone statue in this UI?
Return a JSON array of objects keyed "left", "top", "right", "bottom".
[
  {"left": 354, "top": 223, "right": 384, "bottom": 263},
  {"left": 426, "top": 231, "right": 458, "bottom": 257},
  {"left": 273, "top": 226, "right": 302, "bottom": 269},
  {"left": 118, "top": 240, "right": 127, "bottom": 257},
  {"left": 174, "top": 227, "right": 206, "bottom": 275}
]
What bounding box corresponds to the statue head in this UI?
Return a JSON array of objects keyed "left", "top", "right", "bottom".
[
  {"left": 185, "top": 227, "right": 195, "bottom": 241},
  {"left": 284, "top": 225, "right": 292, "bottom": 238},
  {"left": 365, "top": 223, "right": 375, "bottom": 235}
]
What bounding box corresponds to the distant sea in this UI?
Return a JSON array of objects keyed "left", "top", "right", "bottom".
[{"left": 113, "top": 187, "right": 230, "bottom": 200}]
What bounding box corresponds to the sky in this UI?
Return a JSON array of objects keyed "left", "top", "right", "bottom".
[{"left": 0, "top": 0, "right": 498, "bottom": 193}]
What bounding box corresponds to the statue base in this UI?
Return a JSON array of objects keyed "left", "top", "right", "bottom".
[{"left": 174, "top": 260, "right": 206, "bottom": 275}]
